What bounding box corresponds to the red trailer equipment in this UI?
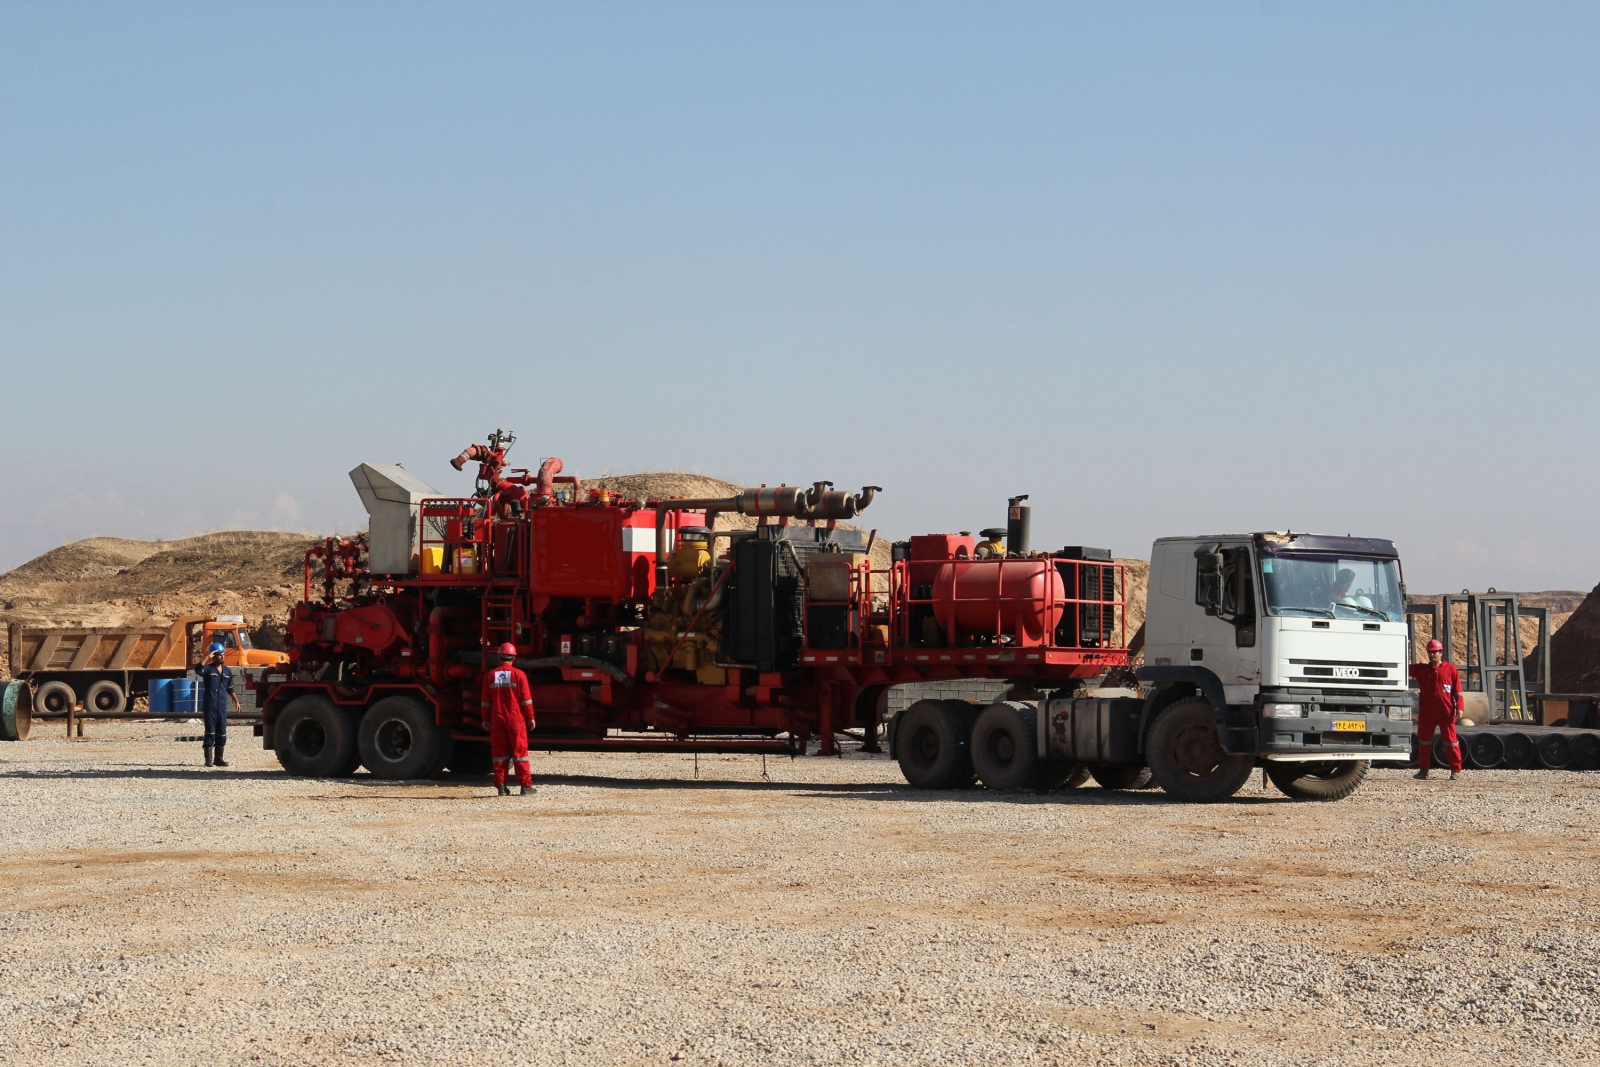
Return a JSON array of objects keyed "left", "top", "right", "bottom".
[{"left": 254, "top": 431, "right": 1129, "bottom": 784}]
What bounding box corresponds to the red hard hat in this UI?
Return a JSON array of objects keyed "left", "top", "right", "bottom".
[
  {"left": 496, "top": 642, "right": 517, "bottom": 657},
  {"left": 1426, "top": 639, "right": 1444, "bottom": 652}
]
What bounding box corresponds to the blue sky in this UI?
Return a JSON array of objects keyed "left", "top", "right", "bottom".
[{"left": 2, "top": 3, "right": 1596, "bottom": 591}]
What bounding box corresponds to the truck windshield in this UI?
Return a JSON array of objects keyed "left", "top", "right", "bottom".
[{"left": 1259, "top": 555, "right": 1403, "bottom": 622}]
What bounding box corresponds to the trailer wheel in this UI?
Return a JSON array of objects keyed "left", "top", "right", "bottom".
[
  {"left": 35, "top": 681, "right": 76, "bottom": 716},
  {"left": 275, "top": 696, "right": 360, "bottom": 778},
  {"left": 1088, "top": 765, "right": 1153, "bottom": 790},
  {"left": 895, "top": 699, "right": 976, "bottom": 789},
  {"left": 358, "top": 697, "right": 447, "bottom": 780},
  {"left": 1264, "top": 760, "right": 1369, "bottom": 801},
  {"left": 971, "top": 702, "right": 1040, "bottom": 790},
  {"left": 85, "top": 680, "right": 126, "bottom": 715},
  {"left": 1146, "top": 697, "right": 1254, "bottom": 802}
]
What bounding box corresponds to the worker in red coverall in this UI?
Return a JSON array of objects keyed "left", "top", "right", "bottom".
[
  {"left": 1408, "top": 638, "right": 1463, "bottom": 780},
  {"left": 480, "top": 642, "right": 537, "bottom": 796}
]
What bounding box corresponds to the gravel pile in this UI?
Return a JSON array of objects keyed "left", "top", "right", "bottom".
[{"left": 1, "top": 722, "right": 1597, "bottom": 1066}]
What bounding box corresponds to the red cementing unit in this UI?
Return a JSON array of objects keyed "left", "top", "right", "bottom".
[{"left": 254, "top": 433, "right": 1130, "bottom": 778}]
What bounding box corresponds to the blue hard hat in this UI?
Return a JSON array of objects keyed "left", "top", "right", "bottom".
[{"left": 208, "top": 642, "right": 226, "bottom": 655}]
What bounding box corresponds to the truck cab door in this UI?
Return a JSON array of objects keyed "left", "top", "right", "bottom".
[{"left": 1195, "top": 543, "right": 1261, "bottom": 698}]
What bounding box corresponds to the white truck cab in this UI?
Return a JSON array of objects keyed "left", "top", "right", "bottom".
[{"left": 1131, "top": 532, "right": 1414, "bottom": 799}]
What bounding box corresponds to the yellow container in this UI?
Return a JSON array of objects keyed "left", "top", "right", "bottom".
[
  {"left": 455, "top": 548, "right": 478, "bottom": 575},
  {"left": 420, "top": 546, "right": 444, "bottom": 575}
]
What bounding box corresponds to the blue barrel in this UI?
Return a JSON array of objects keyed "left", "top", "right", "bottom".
[
  {"left": 169, "top": 679, "right": 198, "bottom": 716},
  {"left": 148, "top": 677, "right": 173, "bottom": 714}
]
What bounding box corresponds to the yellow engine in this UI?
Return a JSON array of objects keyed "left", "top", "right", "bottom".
[{"left": 643, "top": 528, "right": 726, "bottom": 685}]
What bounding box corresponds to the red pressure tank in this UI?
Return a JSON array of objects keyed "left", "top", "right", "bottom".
[{"left": 932, "top": 559, "right": 1065, "bottom": 646}]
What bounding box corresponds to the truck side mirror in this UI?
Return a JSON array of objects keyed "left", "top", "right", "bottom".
[{"left": 1194, "top": 551, "right": 1224, "bottom": 615}]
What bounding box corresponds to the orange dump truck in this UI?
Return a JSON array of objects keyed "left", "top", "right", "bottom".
[{"left": 5, "top": 616, "right": 286, "bottom": 717}]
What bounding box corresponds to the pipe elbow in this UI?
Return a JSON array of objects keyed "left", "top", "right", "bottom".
[{"left": 534, "top": 457, "right": 564, "bottom": 500}]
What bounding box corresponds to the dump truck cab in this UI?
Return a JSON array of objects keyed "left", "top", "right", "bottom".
[{"left": 198, "top": 616, "right": 287, "bottom": 669}]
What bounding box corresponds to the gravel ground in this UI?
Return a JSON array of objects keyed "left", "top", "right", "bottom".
[{"left": 1, "top": 722, "right": 1597, "bottom": 1067}]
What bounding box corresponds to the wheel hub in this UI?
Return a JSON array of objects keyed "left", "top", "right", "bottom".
[
  {"left": 375, "top": 719, "right": 413, "bottom": 762},
  {"left": 1171, "top": 723, "right": 1225, "bottom": 777},
  {"left": 291, "top": 718, "right": 327, "bottom": 757}
]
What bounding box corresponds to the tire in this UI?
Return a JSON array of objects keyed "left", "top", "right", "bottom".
[
  {"left": 895, "top": 699, "right": 977, "bottom": 789},
  {"left": 971, "top": 702, "right": 1041, "bottom": 790},
  {"left": 446, "top": 740, "right": 493, "bottom": 777},
  {"left": 1089, "top": 765, "right": 1154, "bottom": 790},
  {"left": 35, "top": 680, "right": 76, "bottom": 716},
  {"left": 1146, "top": 697, "right": 1255, "bottom": 802},
  {"left": 1043, "top": 761, "right": 1092, "bottom": 790},
  {"left": 275, "top": 695, "right": 360, "bottom": 777},
  {"left": 85, "top": 680, "right": 126, "bottom": 715},
  {"left": 1265, "top": 760, "right": 1369, "bottom": 801},
  {"left": 358, "top": 696, "right": 448, "bottom": 780}
]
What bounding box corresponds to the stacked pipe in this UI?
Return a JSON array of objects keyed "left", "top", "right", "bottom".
[{"left": 1437, "top": 727, "right": 1600, "bottom": 770}]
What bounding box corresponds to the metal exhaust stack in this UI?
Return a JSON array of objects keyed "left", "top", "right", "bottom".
[{"left": 1007, "top": 494, "right": 1031, "bottom": 556}]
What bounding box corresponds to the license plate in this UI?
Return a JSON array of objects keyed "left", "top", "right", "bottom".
[{"left": 1331, "top": 719, "right": 1367, "bottom": 732}]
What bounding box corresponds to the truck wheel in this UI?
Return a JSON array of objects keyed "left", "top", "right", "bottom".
[
  {"left": 971, "top": 701, "right": 1040, "bottom": 790},
  {"left": 1146, "top": 697, "right": 1254, "bottom": 802},
  {"left": 275, "top": 696, "right": 360, "bottom": 777},
  {"left": 1265, "top": 760, "right": 1369, "bottom": 801},
  {"left": 1089, "top": 765, "right": 1153, "bottom": 790},
  {"left": 85, "top": 680, "right": 126, "bottom": 715},
  {"left": 35, "top": 681, "right": 76, "bottom": 716},
  {"left": 446, "top": 740, "right": 493, "bottom": 777},
  {"left": 358, "top": 696, "right": 447, "bottom": 780},
  {"left": 895, "top": 699, "right": 976, "bottom": 789},
  {"left": 1043, "top": 761, "right": 1092, "bottom": 790}
]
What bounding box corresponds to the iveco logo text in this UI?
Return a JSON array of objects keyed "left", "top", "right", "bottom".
[{"left": 1333, "top": 666, "right": 1360, "bottom": 679}]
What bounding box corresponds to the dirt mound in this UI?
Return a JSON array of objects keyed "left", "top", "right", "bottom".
[
  {"left": 3, "top": 537, "right": 168, "bottom": 583},
  {"left": 0, "top": 531, "right": 320, "bottom": 677},
  {"left": 587, "top": 473, "right": 742, "bottom": 503},
  {"left": 1551, "top": 583, "right": 1600, "bottom": 692}
]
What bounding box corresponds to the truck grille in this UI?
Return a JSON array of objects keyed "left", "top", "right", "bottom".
[{"left": 1287, "top": 658, "right": 1399, "bottom": 686}]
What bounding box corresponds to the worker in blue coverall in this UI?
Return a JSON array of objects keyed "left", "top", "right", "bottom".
[{"left": 196, "top": 643, "right": 241, "bottom": 767}]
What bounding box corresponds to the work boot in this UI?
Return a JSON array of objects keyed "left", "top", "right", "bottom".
[
  {"left": 1413, "top": 768, "right": 1428, "bottom": 780},
  {"left": 204, "top": 746, "right": 214, "bottom": 767},
  {"left": 520, "top": 785, "right": 537, "bottom": 796},
  {"left": 213, "top": 747, "right": 229, "bottom": 768},
  {"left": 1449, "top": 770, "right": 1461, "bottom": 781},
  {"left": 497, "top": 783, "right": 510, "bottom": 796}
]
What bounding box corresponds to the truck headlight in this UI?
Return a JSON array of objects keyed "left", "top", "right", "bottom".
[
  {"left": 1387, "top": 707, "right": 1412, "bottom": 721},
  {"left": 1263, "top": 703, "right": 1304, "bottom": 719}
]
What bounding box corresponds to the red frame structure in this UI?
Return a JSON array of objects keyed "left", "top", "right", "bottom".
[{"left": 263, "top": 469, "right": 1129, "bottom": 760}]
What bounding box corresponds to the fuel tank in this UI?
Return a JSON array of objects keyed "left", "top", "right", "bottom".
[{"left": 932, "top": 559, "right": 1065, "bottom": 645}]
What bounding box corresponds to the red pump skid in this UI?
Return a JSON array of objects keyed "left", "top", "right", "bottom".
[{"left": 259, "top": 458, "right": 1129, "bottom": 761}]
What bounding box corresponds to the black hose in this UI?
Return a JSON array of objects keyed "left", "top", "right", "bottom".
[{"left": 453, "top": 649, "right": 634, "bottom": 688}]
